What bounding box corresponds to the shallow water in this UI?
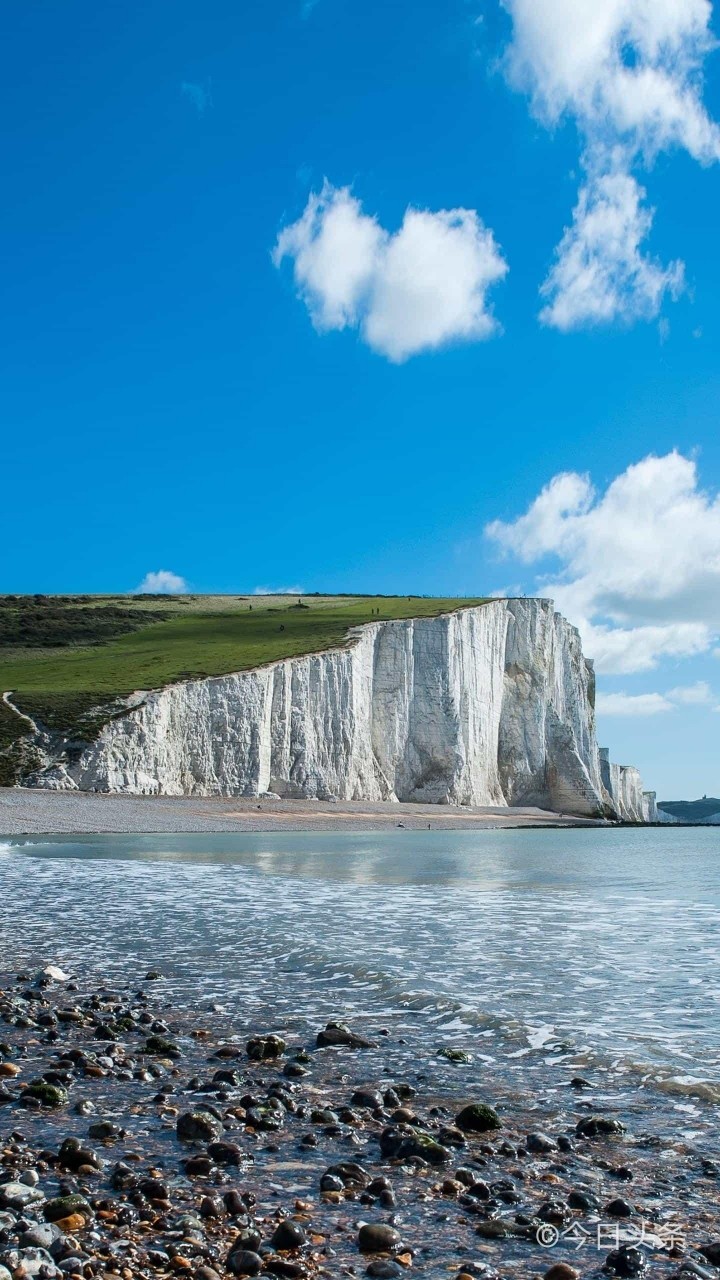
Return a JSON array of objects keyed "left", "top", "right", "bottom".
[{"left": 2, "top": 826, "right": 719, "bottom": 1099}]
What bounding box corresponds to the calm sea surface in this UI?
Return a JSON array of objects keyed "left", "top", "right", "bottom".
[{"left": 2, "top": 827, "right": 719, "bottom": 1101}]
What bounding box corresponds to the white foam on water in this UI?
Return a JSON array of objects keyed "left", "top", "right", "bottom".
[{"left": 1, "top": 827, "right": 719, "bottom": 1093}]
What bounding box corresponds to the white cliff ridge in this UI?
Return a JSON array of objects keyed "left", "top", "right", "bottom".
[{"left": 23, "top": 599, "right": 652, "bottom": 820}]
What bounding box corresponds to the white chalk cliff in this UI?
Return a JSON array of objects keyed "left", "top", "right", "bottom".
[{"left": 22, "top": 599, "right": 652, "bottom": 820}]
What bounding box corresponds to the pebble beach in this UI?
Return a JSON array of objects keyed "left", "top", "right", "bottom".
[
  {"left": 1, "top": 964, "right": 720, "bottom": 1280},
  {"left": 0, "top": 791, "right": 603, "bottom": 836}
]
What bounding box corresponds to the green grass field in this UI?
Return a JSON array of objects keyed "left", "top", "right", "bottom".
[{"left": 0, "top": 595, "right": 489, "bottom": 765}]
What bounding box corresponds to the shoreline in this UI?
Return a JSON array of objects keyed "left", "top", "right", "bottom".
[
  {"left": 0, "top": 962, "right": 718, "bottom": 1280},
  {"left": 0, "top": 788, "right": 611, "bottom": 835}
]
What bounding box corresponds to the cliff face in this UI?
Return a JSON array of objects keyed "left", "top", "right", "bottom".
[
  {"left": 599, "top": 749, "right": 651, "bottom": 823},
  {"left": 21, "top": 599, "right": 651, "bottom": 819},
  {"left": 499, "top": 601, "right": 604, "bottom": 814}
]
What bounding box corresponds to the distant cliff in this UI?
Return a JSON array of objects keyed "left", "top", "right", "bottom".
[
  {"left": 15, "top": 599, "right": 652, "bottom": 820},
  {"left": 657, "top": 797, "right": 720, "bottom": 824}
]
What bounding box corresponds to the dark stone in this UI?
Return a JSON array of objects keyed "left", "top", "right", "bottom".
[
  {"left": 605, "top": 1198, "right": 633, "bottom": 1217},
  {"left": 604, "top": 1246, "right": 645, "bottom": 1275},
  {"left": 246, "top": 1035, "right": 286, "bottom": 1061},
  {"left": 176, "top": 1110, "right": 224, "bottom": 1142},
  {"left": 270, "top": 1220, "right": 307, "bottom": 1251},
  {"left": 358, "top": 1223, "right": 402, "bottom": 1253},
  {"left": 320, "top": 1175, "right": 345, "bottom": 1193},
  {"left": 455, "top": 1103, "right": 501, "bottom": 1133},
  {"left": 438, "top": 1126, "right": 466, "bottom": 1148},
  {"left": 324, "top": 1162, "right": 372, "bottom": 1188},
  {"left": 526, "top": 1132, "right": 557, "bottom": 1154},
  {"left": 143, "top": 1035, "right": 181, "bottom": 1057},
  {"left": 184, "top": 1155, "right": 214, "bottom": 1176},
  {"left": 20, "top": 1082, "right": 68, "bottom": 1109},
  {"left": 575, "top": 1116, "right": 626, "bottom": 1139},
  {"left": 438, "top": 1048, "right": 472, "bottom": 1063},
  {"left": 265, "top": 1262, "right": 308, "bottom": 1279},
  {"left": 138, "top": 1176, "right": 169, "bottom": 1202},
  {"left": 58, "top": 1138, "right": 102, "bottom": 1171},
  {"left": 316, "top": 1021, "right": 377, "bottom": 1049},
  {"left": 700, "top": 1244, "right": 720, "bottom": 1266},
  {"left": 379, "top": 1125, "right": 451, "bottom": 1165},
  {"left": 207, "top": 1141, "right": 244, "bottom": 1166},
  {"left": 224, "top": 1191, "right": 247, "bottom": 1216},
  {"left": 567, "top": 1189, "right": 600, "bottom": 1211},
  {"left": 245, "top": 1105, "right": 284, "bottom": 1132},
  {"left": 213, "top": 1068, "right": 242, "bottom": 1085},
  {"left": 110, "top": 1162, "right": 137, "bottom": 1190},
  {"left": 352, "top": 1088, "right": 384, "bottom": 1109},
  {"left": 227, "top": 1249, "right": 263, "bottom": 1276},
  {"left": 88, "top": 1121, "right": 123, "bottom": 1140},
  {"left": 43, "top": 1194, "right": 92, "bottom": 1223},
  {"left": 537, "top": 1199, "right": 571, "bottom": 1226}
]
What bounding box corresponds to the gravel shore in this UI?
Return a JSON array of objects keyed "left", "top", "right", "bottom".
[
  {"left": 1, "top": 964, "right": 719, "bottom": 1280},
  {"left": 0, "top": 790, "right": 604, "bottom": 836}
]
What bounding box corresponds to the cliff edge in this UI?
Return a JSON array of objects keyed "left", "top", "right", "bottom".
[{"left": 14, "top": 598, "right": 650, "bottom": 820}]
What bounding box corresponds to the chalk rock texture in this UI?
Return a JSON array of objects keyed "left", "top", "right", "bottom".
[
  {"left": 22, "top": 599, "right": 651, "bottom": 820},
  {"left": 599, "top": 749, "right": 649, "bottom": 823}
]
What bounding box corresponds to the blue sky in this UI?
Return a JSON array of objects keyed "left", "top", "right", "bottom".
[{"left": 3, "top": 0, "right": 720, "bottom": 798}]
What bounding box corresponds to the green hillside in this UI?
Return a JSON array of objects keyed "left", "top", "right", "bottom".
[
  {"left": 658, "top": 797, "right": 720, "bottom": 822},
  {"left": 0, "top": 594, "right": 489, "bottom": 781}
]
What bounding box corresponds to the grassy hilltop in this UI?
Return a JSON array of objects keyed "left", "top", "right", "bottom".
[{"left": 0, "top": 593, "right": 488, "bottom": 781}]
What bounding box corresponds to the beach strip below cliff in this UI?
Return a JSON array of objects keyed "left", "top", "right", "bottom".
[{"left": 0, "top": 790, "right": 608, "bottom": 835}]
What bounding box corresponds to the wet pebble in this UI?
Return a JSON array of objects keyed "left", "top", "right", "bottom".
[{"left": 358, "top": 1223, "right": 402, "bottom": 1253}]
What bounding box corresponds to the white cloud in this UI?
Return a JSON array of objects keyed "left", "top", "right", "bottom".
[
  {"left": 253, "top": 586, "right": 305, "bottom": 596},
  {"left": 596, "top": 691, "right": 674, "bottom": 715},
  {"left": 503, "top": 0, "right": 720, "bottom": 159},
  {"left": 666, "top": 680, "right": 714, "bottom": 704},
  {"left": 181, "top": 81, "right": 212, "bottom": 116},
  {"left": 273, "top": 185, "right": 382, "bottom": 333},
  {"left": 596, "top": 681, "right": 714, "bottom": 715},
  {"left": 540, "top": 167, "right": 684, "bottom": 330},
  {"left": 273, "top": 182, "right": 507, "bottom": 362},
  {"left": 502, "top": 0, "right": 720, "bottom": 328},
  {"left": 136, "top": 570, "right": 188, "bottom": 595},
  {"left": 486, "top": 450, "right": 720, "bottom": 674}
]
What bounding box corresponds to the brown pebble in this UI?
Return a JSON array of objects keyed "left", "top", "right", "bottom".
[
  {"left": 54, "top": 1214, "right": 87, "bottom": 1232},
  {"left": 544, "top": 1265, "right": 580, "bottom": 1280},
  {"left": 0, "top": 1063, "right": 20, "bottom": 1077}
]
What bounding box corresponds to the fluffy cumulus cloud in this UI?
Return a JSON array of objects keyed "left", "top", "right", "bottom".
[
  {"left": 540, "top": 169, "right": 684, "bottom": 329},
  {"left": 273, "top": 182, "right": 507, "bottom": 362},
  {"left": 253, "top": 586, "right": 305, "bottom": 595},
  {"left": 596, "top": 683, "right": 714, "bottom": 715},
  {"left": 666, "top": 680, "right": 714, "bottom": 704},
  {"left": 596, "top": 691, "right": 674, "bottom": 715},
  {"left": 502, "top": 0, "right": 720, "bottom": 328},
  {"left": 136, "top": 570, "right": 188, "bottom": 595},
  {"left": 486, "top": 450, "right": 720, "bottom": 674}
]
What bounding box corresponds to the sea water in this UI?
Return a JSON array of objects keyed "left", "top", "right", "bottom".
[{"left": 2, "top": 826, "right": 719, "bottom": 1104}]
